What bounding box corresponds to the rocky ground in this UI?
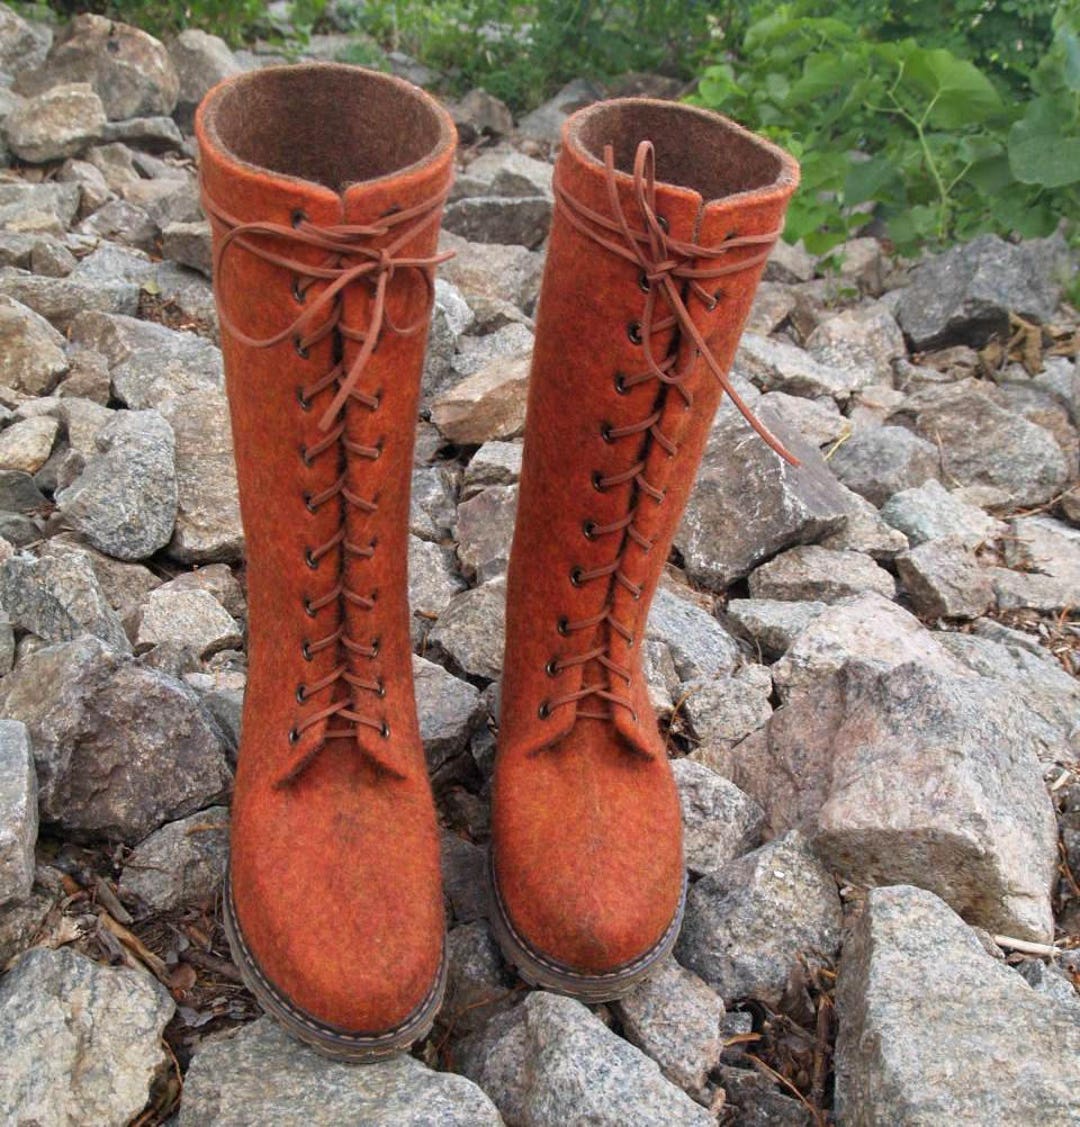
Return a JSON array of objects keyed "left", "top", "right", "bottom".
[{"left": 0, "top": 5, "right": 1077, "bottom": 1126}]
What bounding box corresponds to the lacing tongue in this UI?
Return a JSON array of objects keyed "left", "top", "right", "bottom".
[
  {"left": 545, "top": 140, "right": 793, "bottom": 731},
  {"left": 202, "top": 187, "right": 450, "bottom": 783}
]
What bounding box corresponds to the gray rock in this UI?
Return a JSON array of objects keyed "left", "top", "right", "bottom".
[
  {"left": 455, "top": 483, "right": 517, "bottom": 582},
  {"left": 150, "top": 261, "right": 219, "bottom": 336},
  {"left": 410, "top": 463, "right": 458, "bottom": 542},
  {"left": 676, "top": 831, "right": 842, "bottom": 1006},
  {"left": 829, "top": 425, "right": 940, "bottom": 507},
  {"left": 440, "top": 828, "right": 487, "bottom": 924},
  {"left": 451, "top": 87, "right": 514, "bottom": 139},
  {"left": 749, "top": 544, "right": 896, "bottom": 603},
  {"left": 1, "top": 548, "right": 131, "bottom": 652},
  {"left": 86, "top": 139, "right": 140, "bottom": 188},
  {"left": 0, "top": 469, "right": 47, "bottom": 513},
  {"left": 159, "top": 390, "right": 243, "bottom": 563},
  {"left": 848, "top": 383, "right": 909, "bottom": 431},
  {"left": 438, "top": 230, "right": 543, "bottom": 311},
  {"left": 1015, "top": 958, "right": 1080, "bottom": 1015},
  {"left": 161, "top": 219, "right": 211, "bottom": 277},
  {"left": 675, "top": 399, "right": 861, "bottom": 589},
  {"left": 681, "top": 668, "right": 774, "bottom": 750},
  {"left": 0, "top": 414, "right": 57, "bottom": 472},
  {"left": 452, "top": 322, "right": 534, "bottom": 378},
  {"left": 444, "top": 196, "right": 551, "bottom": 250},
  {"left": 408, "top": 535, "right": 465, "bottom": 647},
  {"left": 759, "top": 390, "right": 848, "bottom": 447},
  {"left": 880, "top": 477, "right": 1004, "bottom": 547},
  {"left": 428, "top": 579, "right": 506, "bottom": 682},
  {"left": 746, "top": 282, "right": 797, "bottom": 336},
  {"left": 413, "top": 653, "right": 483, "bottom": 776},
  {"left": 896, "top": 536, "right": 993, "bottom": 619},
  {"left": 0, "top": 180, "right": 81, "bottom": 231},
  {"left": 806, "top": 303, "right": 904, "bottom": 384},
  {"left": 441, "top": 920, "right": 517, "bottom": 1037},
  {"left": 0, "top": 636, "right": 231, "bottom": 842},
  {"left": 725, "top": 598, "right": 828, "bottom": 659},
  {"left": 101, "top": 114, "right": 183, "bottom": 149},
  {"left": 136, "top": 587, "right": 241, "bottom": 658},
  {"left": 169, "top": 28, "right": 243, "bottom": 117},
  {"left": 0, "top": 945, "right": 174, "bottom": 1127},
  {"left": 0, "top": 720, "right": 36, "bottom": 905},
  {"left": 38, "top": 532, "right": 162, "bottom": 619},
  {"left": 432, "top": 352, "right": 530, "bottom": 444},
  {"left": 896, "top": 233, "right": 1069, "bottom": 349},
  {"left": 118, "top": 805, "right": 229, "bottom": 913},
  {"left": 462, "top": 440, "right": 523, "bottom": 497},
  {"left": 468, "top": 149, "right": 554, "bottom": 200},
  {"left": 835, "top": 885, "right": 1080, "bottom": 1125},
  {"left": 15, "top": 13, "right": 179, "bottom": 120},
  {"left": 0, "top": 294, "right": 68, "bottom": 395},
  {"left": 994, "top": 514, "right": 1080, "bottom": 612},
  {"left": 672, "top": 758, "right": 764, "bottom": 876},
  {"left": 719, "top": 1066, "right": 812, "bottom": 1126},
  {"left": 616, "top": 958, "right": 725, "bottom": 1101},
  {"left": 423, "top": 278, "right": 474, "bottom": 403},
  {"left": 738, "top": 331, "right": 867, "bottom": 400},
  {"left": 0, "top": 266, "right": 141, "bottom": 330},
  {"left": 519, "top": 73, "right": 603, "bottom": 133},
  {"left": 78, "top": 198, "right": 159, "bottom": 254},
  {"left": 835, "top": 236, "right": 886, "bottom": 294},
  {"left": 0, "top": 887, "right": 52, "bottom": 965},
  {"left": 3, "top": 82, "right": 106, "bottom": 163},
  {"left": 646, "top": 585, "right": 739, "bottom": 681},
  {"left": 55, "top": 409, "right": 177, "bottom": 561},
  {"left": 0, "top": 4, "right": 50, "bottom": 78},
  {"left": 180, "top": 1015, "right": 501, "bottom": 1125},
  {"left": 459, "top": 990, "right": 713, "bottom": 1126},
  {"left": 765, "top": 239, "right": 815, "bottom": 284}
]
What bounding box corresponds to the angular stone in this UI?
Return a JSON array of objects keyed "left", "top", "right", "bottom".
[
  {"left": 724, "top": 598, "right": 827, "bottom": 660},
  {"left": 759, "top": 390, "right": 848, "bottom": 447},
  {"left": 0, "top": 414, "right": 57, "bottom": 472},
  {"left": 835, "top": 236, "right": 886, "bottom": 294},
  {"left": 119, "top": 805, "right": 229, "bottom": 914},
  {"left": 162, "top": 219, "right": 211, "bottom": 276},
  {"left": 408, "top": 535, "right": 465, "bottom": 647},
  {"left": 38, "top": 532, "right": 162, "bottom": 619},
  {"left": 78, "top": 198, "right": 158, "bottom": 254},
  {"left": 136, "top": 587, "right": 241, "bottom": 658},
  {"left": 16, "top": 13, "right": 179, "bottom": 120},
  {"left": 169, "top": 28, "right": 243, "bottom": 118},
  {"left": 101, "top": 114, "right": 183, "bottom": 150},
  {"left": 746, "top": 282, "right": 797, "bottom": 336},
  {"left": 0, "top": 887, "right": 52, "bottom": 965},
  {"left": 672, "top": 758, "right": 764, "bottom": 876},
  {"left": 1, "top": 548, "right": 131, "bottom": 653},
  {"left": 467, "top": 149, "right": 554, "bottom": 199},
  {"left": 615, "top": 958, "right": 725, "bottom": 1101},
  {"left": 829, "top": 425, "right": 940, "bottom": 507},
  {"left": 432, "top": 352, "right": 530, "bottom": 444},
  {"left": 444, "top": 196, "right": 551, "bottom": 250},
  {"left": 459, "top": 990, "right": 713, "bottom": 1126},
  {"left": 896, "top": 233, "right": 1068, "bottom": 349},
  {"left": 896, "top": 536, "right": 993, "bottom": 619},
  {"left": 4, "top": 81, "right": 106, "bottom": 163},
  {"left": 451, "top": 87, "right": 514, "bottom": 139},
  {"left": 517, "top": 77, "right": 604, "bottom": 142},
  {"left": 423, "top": 278, "right": 474, "bottom": 403},
  {"left": 749, "top": 544, "right": 896, "bottom": 603},
  {"left": 452, "top": 322, "right": 533, "bottom": 378},
  {"left": 159, "top": 390, "right": 243, "bottom": 563},
  {"left": 995, "top": 514, "right": 1080, "bottom": 612},
  {"left": 455, "top": 483, "right": 517, "bottom": 582},
  {"left": 880, "top": 478, "right": 1004, "bottom": 548},
  {"left": 180, "top": 1016, "right": 500, "bottom": 1126},
  {"left": 0, "top": 720, "right": 36, "bottom": 905},
  {"left": 738, "top": 332, "right": 867, "bottom": 400},
  {"left": 462, "top": 440, "right": 523, "bottom": 496},
  {"left": 438, "top": 230, "right": 543, "bottom": 310},
  {"left": 413, "top": 653, "right": 483, "bottom": 776},
  {"left": 0, "top": 267, "right": 140, "bottom": 330},
  {"left": 806, "top": 303, "right": 904, "bottom": 384},
  {"left": 0, "top": 636, "right": 231, "bottom": 842},
  {"left": 681, "top": 669, "right": 774, "bottom": 750},
  {"left": 0, "top": 469, "right": 47, "bottom": 513},
  {"left": 0, "top": 294, "right": 68, "bottom": 395},
  {"left": 0, "top": 180, "right": 81, "bottom": 232},
  {"left": 676, "top": 831, "right": 842, "bottom": 1006},
  {"left": 835, "top": 885, "right": 1080, "bottom": 1125},
  {"left": 427, "top": 579, "right": 506, "bottom": 682},
  {"left": 646, "top": 585, "right": 739, "bottom": 681},
  {"left": 440, "top": 828, "right": 487, "bottom": 924},
  {"left": 0, "top": 4, "right": 50, "bottom": 78},
  {"left": 55, "top": 409, "right": 177, "bottom": 561},
  {"left": 410, "top": 463, "right": 457, "bottom": 542},
  {"left": 675, "top": 399, "right": 860, "bottom": 589},
  {"left": 765, "top": 239, "right": 815, "bottom": 284},
  {"left": 441, "top": 920, "right": 517, "bottom": 1037}
]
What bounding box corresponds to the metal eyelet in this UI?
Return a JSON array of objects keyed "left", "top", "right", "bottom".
[
  {"left": 600, "top": 422, "right": 615, "bottom": 443},
  {"left": 725, "top": 228, "right": 740, "bottom": 241},
  {"left": 556, "top": 616, "right": 569, "bottom": 636},
  {"left": 627, "top": 321, "right": 643, "bottom": 346},
  {"left": 582, "top": 519, "right": 598, "bottom": 540},
  {"left": 656, "top": 214, "right": 669, "bottom": 233},
  {"left": 304, "top": 547, "right": 319, "bottom": 570},
  {"left": 294, "top": 337, "right": 310, "bottom": 359},
  {"left": 291, "top": 278, "right": 306, "bottom": 304},
  {"left": 303, "top": 491, "right": 317, "bottom": 514},
  {"left": 377, "top": 678, "right": 387, "bottom": 698},
  {"left": 301, "top": 641, "right": 313, "bottom": 661},
  {"left": 372, "top": 389, "right": 384, "bottom": 408},
  {"left": 380, "top": 721, "right": 391, "bottom": 739},
  {"left": 370, "top": 636, "right": 381, "bottom": 658},
  {"left": 291, "top": 209, "right": 308, "bottom": 228},
  {"left": 304, "top": 597, "right": 318, "bottom": 618},
  {"left": 295, "top": 685, "right": 307, "bottom": 704},
  {"left": 627, "top": 634, "right": 635, "bottom": 648},
  {"left": 570, "top": 566, "right": 584, "bottom": 587},
  {"left": 638, "top": 272, "right": 651, "bottom": 293},
  {"left": 545, "top": 658, "right": 559, "bottom": 677},
  {"left": 538, "top": 701, "right": 551, "bottom": 719},
  {"left": 591, "top": 470, "right": 606, "bottom": 492},
  {"left": 300, "top": 444, "right": 313, "bottom": 467},
  {"left": 372, "top": 438, "right": 385, "bottom": 460},
  {"left": 296, "top": 386, "right": 311, "bottom": 412},
  {"left": 614, "top": 372, "right": 630, "bottom": 395},
  {"left": 288, "top": 726, "right": 300, "bottom": 744}
]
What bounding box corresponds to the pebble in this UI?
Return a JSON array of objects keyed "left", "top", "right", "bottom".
[
  {"left": 681, "top": 670, "right": 774, "bottom": 749},
  {"left": 441, "top": 920, "right": 517, "bottom": 1038},
  {"left": 444, "top": 196, "right": 552, "bottom": 250},
  {"left": 462, "top": 439, "right": 523, "bottom": 496},
  {"left": 438, "top": 230, "right": 543, "bottom": 310}
]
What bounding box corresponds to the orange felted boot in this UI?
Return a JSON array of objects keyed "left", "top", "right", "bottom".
[
  {"left": 196, "top": 64, "right": 455, "bottom": 1057},
  {"left": 491, "top": 100, "right": 798, "bottom": 999}
]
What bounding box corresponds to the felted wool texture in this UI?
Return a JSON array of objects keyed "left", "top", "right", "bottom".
[
  {"left": 493, "top": 98, "right": 799, "bottom": 976},
  {"left": 197, "top": 63, "right": 455, "bottom": 1036}
]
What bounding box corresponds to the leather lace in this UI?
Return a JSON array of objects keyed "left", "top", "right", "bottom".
[
  {"left": 202, "top": 188, "right": 450, "bottom": 783},
  {"left": 541, "top": 141, "right": 791, "bottom": 725}
]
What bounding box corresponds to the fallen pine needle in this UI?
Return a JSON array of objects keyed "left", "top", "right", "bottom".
[{"left": 992, "top": 934, "right": 1062, "bottom": 958}]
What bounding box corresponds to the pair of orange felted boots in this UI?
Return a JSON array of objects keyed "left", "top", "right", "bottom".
[{"left": 197, "top": 63, "right": 798, "bottom": 1058}]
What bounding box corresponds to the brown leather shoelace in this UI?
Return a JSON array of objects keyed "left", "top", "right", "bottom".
[
  {"left": 202, "top": 189, "right": 450, "bottom": 782},
  {"left": 541, "top": 140, "right": 790, "bottom": 726}
]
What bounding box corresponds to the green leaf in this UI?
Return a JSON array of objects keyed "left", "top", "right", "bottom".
[
  {"left": 1008, "top": 97, "right": 1080, "bottom": 188},
  {"left": 902, "top": 47, "right": 1003, "bottom": 128},
  {"left": 844, "top": 155, "right": 898, "bottom": 206}
]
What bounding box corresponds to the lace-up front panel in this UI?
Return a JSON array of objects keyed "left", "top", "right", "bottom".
[
  {"left": 534, "top": 140, "right": 788, "bottom": 731},
  {"left": 204, "top": 192, "right": 450, "bottom": 785}
]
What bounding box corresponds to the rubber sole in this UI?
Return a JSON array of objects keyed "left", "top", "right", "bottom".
[
  {"left": 487, "top": 855, "right": 687, "bottom": 1003},
  {"left": 223, "top": 874, "right": 446, "bottom": 1061}
]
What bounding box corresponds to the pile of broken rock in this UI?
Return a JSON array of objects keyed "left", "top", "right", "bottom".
[{"left": 0, "top": 4, "right": 1077, "bottom": 1125}]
